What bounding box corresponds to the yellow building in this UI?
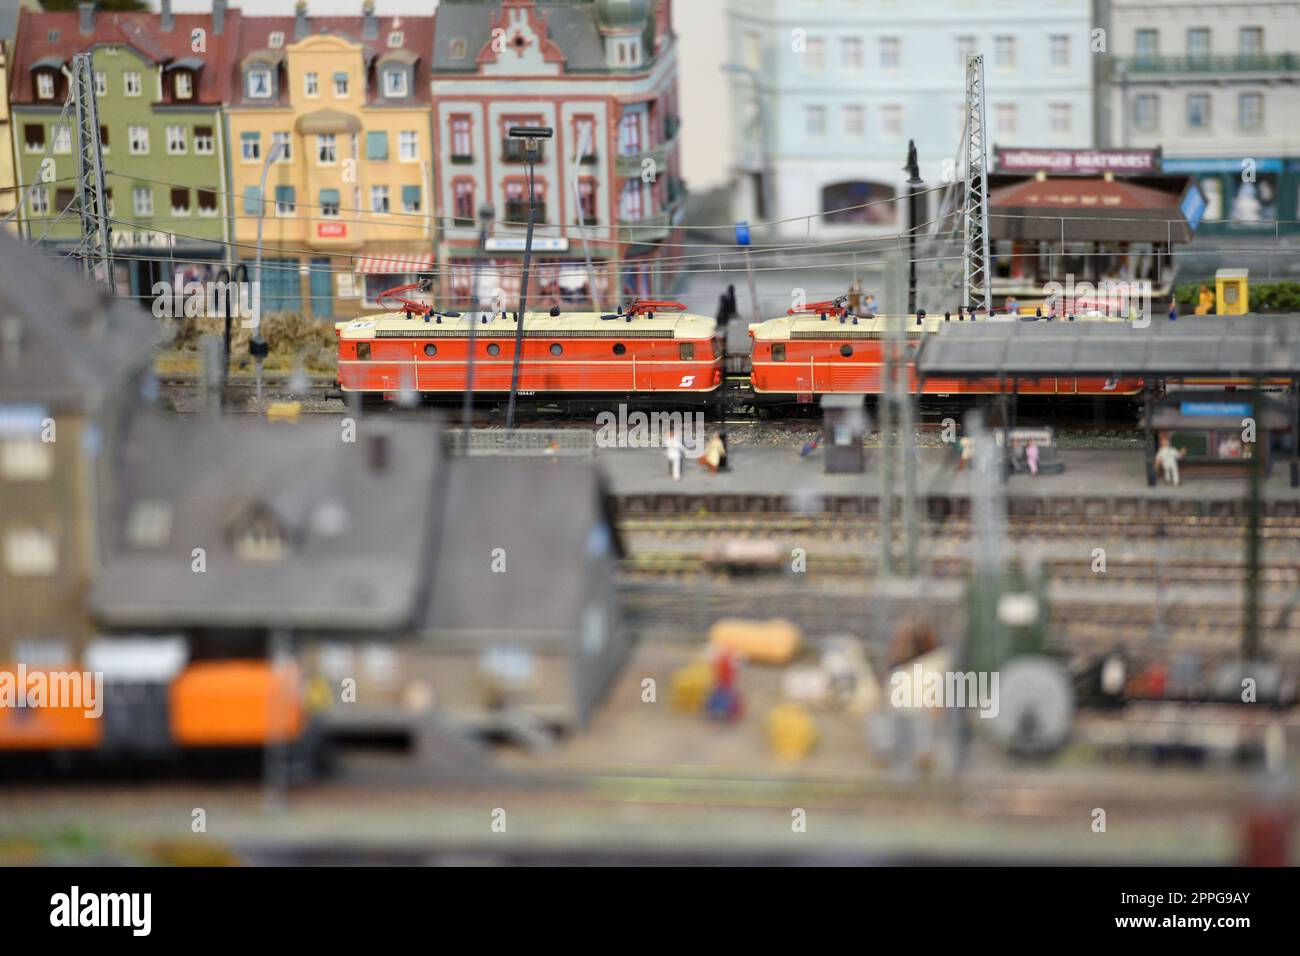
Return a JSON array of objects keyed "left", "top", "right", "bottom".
[
  {"left": 226, "top": 4, "right": 436, "bottom": 319},
  {"left": 0, "top": 42, "right": 16, "bottom": 234}
]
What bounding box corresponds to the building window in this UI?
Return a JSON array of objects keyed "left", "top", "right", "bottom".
[
  {"left": 1187, "top": 28, "right": 1210, "bottom": 61},
  {"left": 197, "top": 189, "right": 218, "bottom": 216},
  {"left": 994, "top": 36, "right": 1014, "bottom": 68},
  {"left": 23, "top": 124, "right": 45, "bottom": 152},
  {"left": 366, "top": 131, "right": 388, "bottom": 160},
  {"left": 52, "top": 125, "right": 71, "bottom": 154},
  {"left": 388, "top": 31, "right": 404, "bottom": 48},
  {"left": 505, "top": 178, "right": 546, "bottom": 223},
  {"left": 450, "top": 38, "right": 468, "bottom": 60},
  {"left": 174, "top": 71, "right": 193, "bottom": 100},
  {"left": 1240, "top": 27, "right": 1263, "bottom": 58},
  {"left": 996, "top": 103, "right": 1017, "bottom": 135},
  {"left": 242, "top": 131, "right": 261, "bottom": 161},
  {"left": 99, "top": 125, "right": 110, "bottom": 152},
  {"left": 1135, "top": 29, "right": 1158, "bottom": 61},
  {"left": 370, "top": 185, "right": 389, "bottom": 213},
  {"left": 55, "top": 188, "right": 76, "bottom": 213},
  {"left": 618, "top": 111, "right": 642, "bottom": 156},
  {"left": 1186, "top": 93, "right": 1211, "bottom": 129},
  {"left": 841, "top": 37, "right": 863, "bottom": 71},
  {"left": 317, "top": 133, "right": 337, "bottom": 164},
  {"left": 844, "top": 104, "right": 867, "bottom": 136},
  {"left": 124, "top": 71, "right": 142, "bottom": 96},
  {"left": 880, "top": 37, "right": 900, "bottom": 69},
  {"left": 955, "top": 35, "right": 975, "bottom": 66},
  {"left": 247, "top": 66, "right": 272, "bottom": 99},
  {"left": 578, "top": 177, "right": 598, "bottom": 224},
  {"left": 4, "top": 529, "right": 56, "bottom": 577},
  {"left": 1050, "top": 103, "right": 1072, "bottom": 136},
  {"left": 574, "top": 116, "right": 597, "bottom": 162},
  {"left": 619, "top": 180, "right": 643, "bottom": 221},
  {"left": 268, "top": 31, "right": 285, "bottom": 49},
  {"left": 382, "top": 69, "right": 408, "bottom": 98},
  {"left": 398, "top": 130, "right": 418, "bottom": 161},
  {"left": 305, "top": 71, "right": 319, "bottom": 97},
  {"left": 320, "top": 188, "right": 340, "bottom": 217},
  {"left": 166, "top": 125, "right": 187, "bottom": 155},
  {"left": 194, "top": 125, "right": 214, "bottom": 154},
  {"left": 804, "top": 37, "right": 825, "bottom": 74},
  {"left": 29, "top": 186, "right": 48, "bottom": 216},
  {"left": 450, "top": 115, "right": 473, "bottom": 160},
  {"left": 171, "top": 187, "right": 191, "bottom": 217},
  {"left": 1239, "top": 92, "right": 1263, "bottom": 130},
  {"left": 275, "top": 184, "right": 295, "bottom": 216},
  {"left": 1050, "top": 35, "right": 1070, "bottom": 68},
  {"left": 128, "top": 125, "right": 149, "bottom": 155},
  {"left": 333, "top": 72, "right": 349, "bottom": 97},
  {"left": 1133, "top": 94, "right": 1159, "bottom": 131},
  {"left": 453, "top": 178, "right": 475, "bottom": 224},
  {"left": 401, "top": 185, "right": 420, "bottom": 213},
  {"left": 0, "top": 439, "right": 53, "bottom": 481},
  {"left": 132, "top": 186, "right": 153, "bottom": 217},
  {"left": 881, "top": 104, "right": 903, "bottom": 140},
  {"left": 805, "top": 105, "right": 827, "bottom": 138},
  {"left": 272, "top": 131, "right": 292, "bottom": 162},
  {"left": 94, "top": 71, "right": 108, "bottom": 96},
  {"left": 35, "top": 71, "right": 55, "bottom": 100}
]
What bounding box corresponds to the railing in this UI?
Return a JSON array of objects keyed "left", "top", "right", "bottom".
[
  {"left": 503, "top": 200, "right": 546, "bottom": 225},
  {"left": 502, "top": 140, "right": 545, "bottom": 164},
  {"left": 444, "top": 428, "right": 597, "bottom": 458},
  {"left": 615, "top": 142, "right": 668, "bottom": 178},
  {"left": 1116, "top": 53, "right": 1299, "bottom": 75}
]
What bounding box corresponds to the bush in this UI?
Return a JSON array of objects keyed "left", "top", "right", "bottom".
[{"left": 1173, "top": 280, "right": 1300, "bottom": 314}]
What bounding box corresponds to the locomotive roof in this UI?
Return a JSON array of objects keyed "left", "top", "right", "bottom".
[
  {"left": 748, "top": 312, "right": 1136, "bottom": 341},
  {"left": 337, "top": 310, "right": 717, "bottom": 340}
]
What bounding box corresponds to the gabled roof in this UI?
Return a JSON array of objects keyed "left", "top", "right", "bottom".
[
  {"left": 0, "top": 231, "right": 158, "bottom": 413},
  {"left": 92, "top": 415, "right": 444, "bottom": 634},
  {"left": 9, "top": 8, "right": 244, "bottom": 105}
]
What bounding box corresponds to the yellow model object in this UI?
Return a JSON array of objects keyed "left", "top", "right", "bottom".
[
  {"left": 709, "top": 619, "right": 802, "bottom": 665},
  {"left": 1194, "top": 285, "right": 1214, "bottom": 315},
  {"left": 266, "top": 402, "right": 302, "bottom": 423},
  {"left": 766, "top": 704, "right": 817, "bottom": 759},
  {"left": 1215, "top": 269, "right": 1249, "bottom": 315},
  {"left": 670, "top": 660, "right": 713, "bottom": 713}
]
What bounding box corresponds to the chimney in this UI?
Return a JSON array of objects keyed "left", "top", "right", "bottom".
[
  {"left": 79, "top": 2, "right": 95, "bottom": 35},
  {"left": 213, "top": 0, "right": 227, "bottom": 36},
  {"left": 160, "top": 0, "right": 174, "bottom": 32},
  {"left": 362, "top": 0, "right": 378, "bottom": 41},
  {"left": 367, "top": 432, "right": 390, "bottom": 473},
  {"left": 294, "top": 0, "right": 309, "bottom": 41}
]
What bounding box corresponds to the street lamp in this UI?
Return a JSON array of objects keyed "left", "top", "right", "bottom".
[
  {"left": 903, "top": 140, "right": 924, "bottom": 315},
  {"left": 504, "top": 125, "right": 552, "bottom": 430},
  {"left": 250, "top": 139, "right": 288, "bottom": 400},
  {"left": 463, "top": 203, "right": 494, "bottom": 445}
]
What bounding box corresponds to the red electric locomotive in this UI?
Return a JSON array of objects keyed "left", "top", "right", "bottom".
[
  {"left": 336, "top": 284, "right": 723, "bottom": 406},
  {"left": 749, "top": 299, "right": 1144, "bottom": 404}
]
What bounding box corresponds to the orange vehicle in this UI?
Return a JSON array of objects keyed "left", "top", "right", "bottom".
[
  {"left": 336, "top": 289, "right": 723, "bottom": 406},
  {"left": 749, "top": 304, "right": 1144, "bottom": 404}
]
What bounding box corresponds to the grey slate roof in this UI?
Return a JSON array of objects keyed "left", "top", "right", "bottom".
[
  {"left": 92, "top": 415, "right": 443, "bottom": 633},
  {"left": 0, "top": 231, "right": 159, "bottom": 413},
  {"left": 432, "top": 0, "right": 642, "bottom": 73},
  {"left": 421, "top": 457, "right": 619, "bottom": 646},
  {"left": 915, "top": 315, "right": 1300, "bottom": 378}
]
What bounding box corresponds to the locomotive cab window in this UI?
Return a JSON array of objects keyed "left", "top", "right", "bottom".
[
  {"left": 423, "top": 343, "right": 437, "bottom": 357},
  {"left": 550, "top": 343, "right": 563, "bottom": 356},
  {"left": 356, "top": 342, "right": 371, "bottom": 360},
  {"left": 613, "top": 343, "right": 626, "bottom": 356},
  {"left": 486, "top": 343, "right": 500, "bottom": 356},
  {"left": 772, "top": 343, "right": 786, "bottom": 361},
  {"left": 678, "top": 343, "right": 694, "bottom": 361},
  {"left": 840, "top": 344, "right": 854, "bottom": 358}
]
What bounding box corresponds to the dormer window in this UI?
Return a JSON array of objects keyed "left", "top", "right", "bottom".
[
  {"left": 382, "top": 67, "right": 408, "bottom": 98},
  {"left": 174, "top": 71, "right": 193, "bottom": 100},
  {"left": 388, "top": 31, "right": 404, "bottom": 48},
  {"left": 47, "top": 30, "right": 60, "bottom": 43},
  {"left": 247, "top": 66, "right": 273, "bottom": 99},
  {"left": 230, "top": 502, "right": 291, "bottom": 562},
  {"left": 449, "top": 38, "right": 467, "bottom": 60},
  {"left": 268, "top": 31, "right": 285, "bottom": 49},
  {"left": 35, "top": 72, "right": 55, "bottom": 100}
]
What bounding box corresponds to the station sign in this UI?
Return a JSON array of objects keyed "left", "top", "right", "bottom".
[
  {"left": 1179, "top": 401, "right": 1253, "bottom": 417},
  {"left": 994, "top": 148, "right": 1160, "bottom": 175},
  {"left": 318, "top": 223, "right": 347, "bottom": 238},
  {"left": 484, "top": 237, "right": 569, "bottom": 252}
]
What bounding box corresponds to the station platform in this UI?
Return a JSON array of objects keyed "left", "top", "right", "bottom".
[{"left": 594, "top": 446, "right": 1300, "bottom": 515}]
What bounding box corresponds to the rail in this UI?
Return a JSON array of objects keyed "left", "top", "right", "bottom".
[{"left": 443, "top": 428, "right": 597, "bottom": 458}]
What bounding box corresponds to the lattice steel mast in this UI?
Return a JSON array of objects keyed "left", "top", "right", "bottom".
[
  {"left": 70, "top": 53, "right": 115, "bottom": 293},
  {"left": 961, "top": 54, "right": 990, "bottom": 313}
]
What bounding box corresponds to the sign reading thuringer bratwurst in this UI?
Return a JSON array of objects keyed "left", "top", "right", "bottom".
[{"left": 995, "top": 148, "right": 1160, "bottom": 175}]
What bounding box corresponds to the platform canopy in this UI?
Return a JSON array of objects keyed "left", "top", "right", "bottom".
[{"left": 914, "top": 316, "right": 1300, "bottom": 378}]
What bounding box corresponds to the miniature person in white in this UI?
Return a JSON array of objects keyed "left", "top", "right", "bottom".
[
  {"left": 1154, "top": 433, "right": 1186, "bottom": 487},
  {"left": 664, "top": 426, "right": 684, "bottom": 482}
]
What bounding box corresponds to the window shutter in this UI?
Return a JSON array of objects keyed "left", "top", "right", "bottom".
[
  {"left": 243, "top": 186, "right": 262, "bottom": 214},
  {"left": 320, "top": 188, "right": 341, "bottom": 205},
  {"left": 401, "top": 185, "right": 420, "bottom": 207},
  {"left": 366, "top": 131, "right": 388, "bottom": 160}
]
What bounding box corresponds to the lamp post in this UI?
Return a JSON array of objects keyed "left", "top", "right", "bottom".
[
  {"left": 504, "top": 126, "right": 553, "bottom": 430},
  {"left": 463, "top": 203, "right": 494, "bottom": 445},
  {"left": 250, "top": 139, "right": 288, "bottom": 402},
  {"left": 904, "top": 140, "right": 924, "bottom": 316}
]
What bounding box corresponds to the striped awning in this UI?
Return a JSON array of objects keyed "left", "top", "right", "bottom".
[{"left": 354, "top": 254, "right": 435, "bottom": 275}]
